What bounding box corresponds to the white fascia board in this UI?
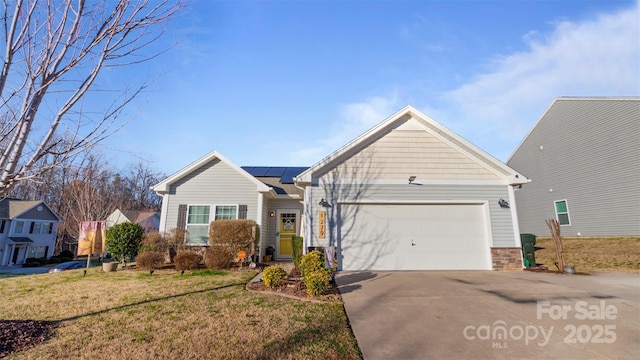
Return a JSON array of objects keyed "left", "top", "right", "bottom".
[{"left": 152, "top": 150, "right": 270, "bottom": 194}]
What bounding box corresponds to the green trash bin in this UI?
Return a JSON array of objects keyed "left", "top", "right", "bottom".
[{"left": 520, "top": 234, "right": 537, "bottom": 268}]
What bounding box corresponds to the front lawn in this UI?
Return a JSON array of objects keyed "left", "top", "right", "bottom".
[
  {"left": 534, "top": 236, "right": 640, "bottom": 273},
  {"left": 0, "top": 268, "right": 360, "bottom": 359}
]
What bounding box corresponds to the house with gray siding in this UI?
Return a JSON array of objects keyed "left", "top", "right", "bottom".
[
  {"left": 152, "top": 151, "right": 307, "bottom": 261},
  {"left": 0, "top": 198, "right": 62, "bottom": 266},
  {"left": 507, "top": 97, "right": 640, "bottom": 237},
  {"left": 154, "top": 106, "right": 529, "bottom": 270},
  {"left": 295, "top": 106, "right": 528, "bottom": 270}
]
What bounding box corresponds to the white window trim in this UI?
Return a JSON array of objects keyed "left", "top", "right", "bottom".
[
  {"left": 213, "top": 204, "right": 239, "bottom": 221},
  {"left": 13, "top": 220, "right": 25, "bottom": 234},
  {"left": 185, "top": 204, "right": 212, "bottom": 246},
  {"left": 184, "top": 204, "right": 240, "bottom": 246},
  {"left": 554, "top": 199, "right": 571, "bottom": 226}
]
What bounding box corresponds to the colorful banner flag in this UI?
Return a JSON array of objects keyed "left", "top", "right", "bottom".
[{"left": 77, "top": 221, "right": 106, "bottom": 256}]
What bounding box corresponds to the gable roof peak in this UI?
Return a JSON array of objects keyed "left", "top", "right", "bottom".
[
  {"left": 295, "top": 105, "right": 528, "bottom": 185},
  {"left": 152, "top": 150, "right": 270, "bottom": 194}
]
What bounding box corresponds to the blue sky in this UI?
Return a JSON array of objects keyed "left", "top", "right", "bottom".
[{"left": 98, "top": 0, "right": 640, "bottom": 176}]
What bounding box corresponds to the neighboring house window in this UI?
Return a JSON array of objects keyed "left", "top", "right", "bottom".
[
  {"left": 14, "top": 220, "right": 25, "bottom": 234},
  {"left": 554, "top": 200, "right": 571, "bottom": 226},
  {"left": 214, "top": 205, "right": 238, "bottom": 220},
  {"left": 28, "top": 222, "right": 52, "bottom": 234},
  {"left": 28, "top": 246, "right": 48, "bottom": 258},
  {"left": 0, "top": 220, "right": 5, "bottom": 233},
  {"left": 186, "top": 205, "right": 211, "bottom": 245}
]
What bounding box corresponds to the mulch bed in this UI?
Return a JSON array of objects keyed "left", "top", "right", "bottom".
[
  {"left": 246, "top": 278, "right": 343, "bottom": 303},
  {"left": 0, "top": 320, "right": 58, "bottom": 358}
]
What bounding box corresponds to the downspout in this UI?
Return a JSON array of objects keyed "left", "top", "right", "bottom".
[
  {"left": 508, "top": 185, "right": 524, "bottom": 270},
  {"left": 256, "top": 192, "right": 264, "bottom": 262}
]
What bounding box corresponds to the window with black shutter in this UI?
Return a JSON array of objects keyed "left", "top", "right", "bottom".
[
  {"left": 177, "top": 204, "right": 187, "bottom": 229},
  {"left": 239, "top": 205, "right": 248, "bottom": 219}
]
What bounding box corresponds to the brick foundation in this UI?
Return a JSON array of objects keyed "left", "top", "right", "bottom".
[{"left": 491, "top": 247, "right": 523, "bottom": 271}]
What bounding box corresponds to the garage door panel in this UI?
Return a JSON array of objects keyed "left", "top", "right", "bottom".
[{"left": 339, "top": 204, "right": 490, "bottom": 270}]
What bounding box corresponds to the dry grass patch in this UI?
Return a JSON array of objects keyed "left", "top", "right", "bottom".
[
  {"left": 0, "top": 268, "right": 360, "bottom": 359},
  {"left": 534, "top": 236, "right": 640, "bottom": 273}
]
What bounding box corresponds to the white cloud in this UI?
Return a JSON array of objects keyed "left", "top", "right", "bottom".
[
  {"left": 439, "top": 4, "right": 640, "bottom": 159},
  {"left": 289, "top": 3, "right": 639, "bottom": 166},
  {"left": 290, "top": 93, "right": 402, "bottom": 165}
]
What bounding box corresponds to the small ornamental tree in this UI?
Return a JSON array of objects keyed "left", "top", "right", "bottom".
[
  {"left": 106, "top": 222, "right": 145, "bottom": 266},
  {"left": 291, "top": 236, "right": 303, "bottom": 269}
]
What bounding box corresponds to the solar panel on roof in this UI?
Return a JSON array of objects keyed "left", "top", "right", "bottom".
[
  {"left": 264, "top": 167, "right": 284, "bottom": 177},
  {"left": 242, "top": 166, "right": 309, "bottom": 183}
]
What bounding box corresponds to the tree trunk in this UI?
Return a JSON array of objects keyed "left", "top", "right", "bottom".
[{"left": 545, "top": 219, "right": 565, "bottom": 271}]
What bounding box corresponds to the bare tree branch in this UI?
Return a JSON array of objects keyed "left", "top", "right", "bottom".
[{"left": 0, "top": 0, "right": 185, "bottom": 196}]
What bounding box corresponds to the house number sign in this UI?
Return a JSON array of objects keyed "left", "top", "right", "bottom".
[{"left": 318, "top": 211, "right": 326, "bottom": 239}]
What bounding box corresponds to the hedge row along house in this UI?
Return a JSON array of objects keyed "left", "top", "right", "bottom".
[{"left": 153, "top": 106, "right": 529, "bottom": 271}]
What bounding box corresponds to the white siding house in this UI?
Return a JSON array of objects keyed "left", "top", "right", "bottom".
[
  {"left": 507, "top": 97, "right": 640, "bottom": 237},
  {"left": 295, "top": 106, "right": 529, "bottom": 270},
  {"left": 154, "top": 106, "right": 530, "bottom": 270}
]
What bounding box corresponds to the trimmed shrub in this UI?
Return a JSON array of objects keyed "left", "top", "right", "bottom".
[
  {"left": 304, "top": 268, "right": 332, "bottom": 296},
  {"left": 106, "top": 222, "right": 145, "bottom": 264},
  {"left": 174, "top": 252, "right": 202, "bottom": 271},
  {"left": 135, "top": 252, "right": 165, "bottom": 271},
  {"left": 23, "top": 259, "right": 40, "bottom": 267},
  {"left": 205, "top": 245, "right": 234, "bottom": 269},
  {"left": 48, "top": 256, "right": 63, "bottom": 264},
  {"left": 300, "top": 250, "right": 333, "bottom": 296},
  {"left": 37, "top": 257, "right": 49, "bottom": 265},
  {"left": 300, "top": 250, "right": 325, "bottom": 277},
  {"left": 292, "top": 235, "right": 303, "bottom": 269},
  {"left": 209, "top": 220, "right": 257, "bottom": 261},
  {"left": 262, "top": 264, "right": 288, "bottom": 288}
]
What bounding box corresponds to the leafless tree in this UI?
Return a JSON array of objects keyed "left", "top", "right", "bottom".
[{"left": 0, "top": 0, "right": 184, "bottom": 196}]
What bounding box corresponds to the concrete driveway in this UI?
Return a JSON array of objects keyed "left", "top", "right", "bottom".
[{"left": 335, "top": 271, "right": 640, "bottom": 360}]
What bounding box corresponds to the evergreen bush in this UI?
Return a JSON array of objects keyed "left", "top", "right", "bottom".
[
  {"left": 291, "top": 235, "right": 303, "bottom": 269},
  {"left": 262, "top": 264, "right": 288, "bottom": 288}
]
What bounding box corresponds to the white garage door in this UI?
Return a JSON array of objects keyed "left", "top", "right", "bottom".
[{"left": 339, "top": 203, "right": 491, "bottom": 270}]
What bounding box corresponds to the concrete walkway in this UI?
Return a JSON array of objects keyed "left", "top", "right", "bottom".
[{"left": 336, "top": 271, "right": 640, "bottom": 360}]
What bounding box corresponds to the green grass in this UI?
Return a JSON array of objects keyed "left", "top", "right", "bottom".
[{"left": 0, "top": 268, "right": 361, "bottom": 359}]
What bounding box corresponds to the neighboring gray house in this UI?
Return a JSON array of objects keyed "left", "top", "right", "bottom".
[
  {"left": 0, "top": 198, "right": 62, "bottom": 266},
  {"left": 106, "top": 209, "right": 160, "bottom": 233},
  {"left": 153, "top": 106, "right": 529, "bottom": 270},
  {"left": 507, "top": 97, "right": 640, "bottom": 237}
]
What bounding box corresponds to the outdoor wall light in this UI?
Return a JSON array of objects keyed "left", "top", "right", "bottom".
[
  {"left": 498, "top": 198, "right": 510, "bottom": 208},
  {"left": 408, "top": 176, "right": 417, "bottom": 184},
  {"left": 269, "top": 211, "right": 275, "bottom": 217},
  {"left": 318, "top": 198, "right": 330, "bottom": 207}
]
